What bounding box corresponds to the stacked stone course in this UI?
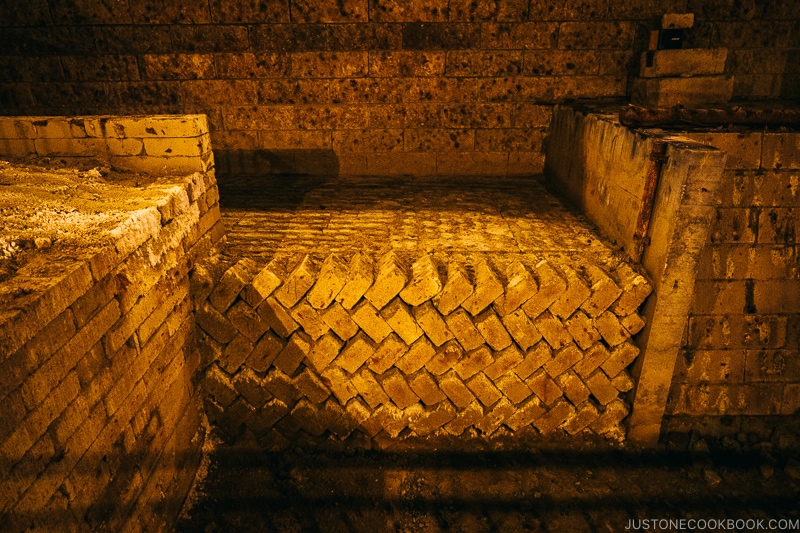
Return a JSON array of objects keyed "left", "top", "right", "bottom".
[
  {"left": 1, "top": 1, "right": 797, "bottom": 176},
  {"left": 666, "top": 131, "right": 800, "bottom": 436},
  {"left": 194, "top": 250, "right": 652, "bottom": 447},
  {"left": 0, "top": 115, "right": 223, "bottom": 532}
]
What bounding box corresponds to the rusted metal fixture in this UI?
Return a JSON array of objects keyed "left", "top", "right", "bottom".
[
  {"left": 632, "top": 140, "right": 667, "bottom": 262},
  {"left": 620, "top": 104, "right": 800, "bottom": 129}
]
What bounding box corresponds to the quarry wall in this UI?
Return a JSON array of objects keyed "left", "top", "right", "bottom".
[
  {"left": 0, "top": 115, "right": 223, "bottom": 532},
  {"left": 0, "top": 1, "right": 798, "bottom": 176}
]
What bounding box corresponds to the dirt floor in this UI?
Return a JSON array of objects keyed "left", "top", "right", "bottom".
[{"left": 176, "top": 430, "right": 800, "bottom": 533}]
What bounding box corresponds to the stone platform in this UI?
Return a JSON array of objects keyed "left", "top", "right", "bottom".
[{"left": 194, "top": 175, "right": 652, "bottom": 448}]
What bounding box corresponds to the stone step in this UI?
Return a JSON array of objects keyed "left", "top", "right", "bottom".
[{"left": 631, "top": 75, "right": 734, "bottom": 108}]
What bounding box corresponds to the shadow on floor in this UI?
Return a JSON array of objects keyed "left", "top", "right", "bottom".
[{"left": 176, "top": 433, "right": 800, "bottom": 533}]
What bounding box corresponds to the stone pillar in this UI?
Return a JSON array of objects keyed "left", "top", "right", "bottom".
[{"left": 627, "top": 139, "right": 727, "bottom": 445}]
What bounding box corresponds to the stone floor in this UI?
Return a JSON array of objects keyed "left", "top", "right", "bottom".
[
  {"left": 218, "top": 174, "right": 617, "bottom": 263},
  {"left": 177, "top": 173, "right": 800, "bottom": 532}
]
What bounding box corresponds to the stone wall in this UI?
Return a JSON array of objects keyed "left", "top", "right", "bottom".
[
  {"left": 0, "top": 116, "right": 223, "bottom": 532},
  {"left": 665, "top": 131, "right": 800, "bottom": 443},
  {"left": 193, "top": 249, "right": 651, "bottom": 448},
  {"left": 1, "top": 1, "right": 798, "bottom": 176},
  {"left": 543, "top": 106, "right": 732, "bottom": 445}
]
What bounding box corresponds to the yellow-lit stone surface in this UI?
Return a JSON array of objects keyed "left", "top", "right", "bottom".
[{"left": 194, "top": 173, "right": 651, "bottom": 448}]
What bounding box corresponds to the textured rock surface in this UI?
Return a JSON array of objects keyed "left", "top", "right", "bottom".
[{"left": 194, "top": 175, "right": 652, "bottom": 447}]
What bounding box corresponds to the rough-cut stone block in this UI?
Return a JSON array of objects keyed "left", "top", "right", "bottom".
[
  {"left": 549, "top": 264, "right": 590, "bottom": 319},
  {"left": 425, "top": 339, "right": 465, "bottom": 376},
  {"left": 221, "top": 334, "right": 254, "bottom": 373},
  {"left": 306, "top": 254, "right": 348, "bottom": 309},
  {"left": 494, "top": 261, "right": 538, "bottom": 316},
  {"left": 360, "top": 403, "right": 400, "bottom": 437},
  {"left": 306, "top": 331, "right": 344, "bottom": 372},
  {"left": 564, "top": 311, "right": 602, "bottom": 350},
  {"left": 562, "top": 402, "right": 599, "bottom": 435},
  {"left": 257, "top": 297, "right": 299, "bottom": 338},
  {"left": 461, "top": 259, "right": 504, "bottom": 316},
  {"left": 321, "top": 302, "right": 359, "bottom": 341},
  {"left": 407, "top": 370, "right": 447, "bottom": 406},
  {"left": 345, "top": 397, "right": 371, "bottom": 426},
  {"left": 274, "top": 255, "right": 318, "bottom": 308},
  {"left": 543, "top": 343, "right": 583, "bottom": 378},
  {"left": 505, "top": 396, "right": 546, "bottom": 431},
  {"left": 351, "top": 300, "right": 393, "bottom": 343},
  {"left": 292, "top": 368, "right": 331, "bottom": 404},
  {"left": 498, "top": 308, "right": 540, "bottom": 351},
  {"left": 483, "top": 345, "right": 524, "bottom": 380},
  {"left": 593, "top": 311, "right": 629, "bottom": 346},
  {"left": 556, "top": 371, "right": 590, "bottom": 405},
  {"left": 453, "top": 345, "right": 494, "bottom": 380},
  {"left": 351, "top": 368, "right": 389, "bottom": 409},
  {"left": 590, "top": 399, "right": 629, "bottom": 436},
  {"left": 440, "top": 402, "right": 481, "bottom": 438},
  {"left": 241, "top": 258, "right": 283, "bottom": 308},
  {"left": 201, "top": 364, "right": 237, "bottom": 407},
  {"left": 399, "top": 253, "right": 442, "bottom": 306},
  {"left": 336, "top": 331, "right": 377, "bottom": 374},
  {"left": 247, "top": 398, "right": 289, "bottom": 434},
  {"left": 611, "top": 370, "right": 634, "bottom": 392},
  {"left": 247, "top": 331, "right": 284, "bottom": 373},
  {"left": 321, "top": 399, "right": 356, "bottom": 438},
  {"left": 640, "top": 48, "right": 727, "bottom": 78},
  {"left": 381, "top": 298, "right": 423, "bottom": 344},
  {"left": 433, "top": 260, "right": 474, "bottom": 315},
  {"left": 380, "top": 403, "right": 410, "bottom": 438},
  {"left": 227, "top": 300, "right": 269, "bottom": 343},
  {"left": 273, "top": 332, "right": 311, "bottom": 376},
  {"left": 620, "top": 313, "right": 645, "bottom": 336},
  {"left": 513, "top": 341, "right": 552, "bottom": 380},
  {"left": 522, "top": 260, "right": 567, "bottom": 318},
  {"left": 210, "top": 258, "right": 257, "bottom": 312},
  {"left": 585, "top": 370, "right": 618, "bottom": 405},
  {"left": 412, "top": 301, "right": 453, "bottom": 347},
  {"left": 475, "top": 396, "right": 515, "bottom": 435},
  {"left": 367, "top": 333, "right": 408, "bottom": 374},
  {"left": 336, "top": 252, "right": 374, "bottom": 309},
  {"left": 466, "top": 372, "right": 503, "bottom": 407},
  {"left": 573, "top": 342, "right": 610, "bottom": 378},
  {"left": 364, "top": 252, "right": 407, "bottom": 309},
  {"left": 534, "top": 399, "right": 575, "bottom": 434},
  {"left": 321, "top": 367, "right": 358, "bottom": 404},
  {"left": 495, "top": 372, "right": 533, "bottom": 404},
  {"left": 196, "top": 302, "right": 238, "bottom": 344},
  {"left": 290, "top": 300, "right": 329, "bottom": 340},
  {"left": 379, "top": 368, "right": 420, "bottom": 409},
  {"left": 631, "top": 76, "right": 734, "bottom": 108},
  {"left": 233, "top": 367, "right": 272, "bottom": 408},
  {"left": 600, "top": 341, "right": 640, "bottom": 378},
  {"left": 438, "top": 370, "right": 476, "bottom": 409},
  {"left": 534, "top": 311, "right": 572, "bottom": 349},
  {"left": 395, "top": 336, "right": 437, "bottom": 374},
  {"left": 409, "top": 400, "right": 456, "bottom": 436},
  {"left": 580, "top": 265, "right": 623, "bottom": 318},
  {"left": 526, "top": 369, "right": 562, "bottom": 406},
  {"left": 474, "top": 309, "right": 513, "bottom": 351},
  {"left": 291, "top": 399, "right": 326, "bottom": 437},
  {"left": 444, "top": 308, "right": 485, "bottom": 351}
]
